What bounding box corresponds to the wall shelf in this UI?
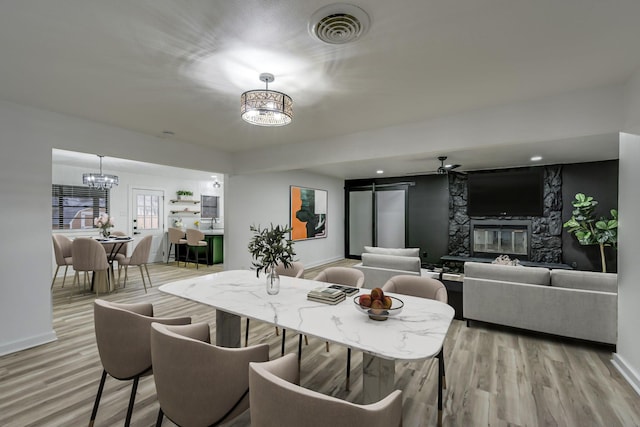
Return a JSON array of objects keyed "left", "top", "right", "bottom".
[
  {"left": 170, "top": 199, "right": 200, "bottom": 204},
  {"left": 170, "top": 210, "right": 200, "bottom": 215}
]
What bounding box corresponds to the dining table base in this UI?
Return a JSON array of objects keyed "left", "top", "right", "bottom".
[{"left": 362, "top": 354, "right": 395, "bottom": 404}]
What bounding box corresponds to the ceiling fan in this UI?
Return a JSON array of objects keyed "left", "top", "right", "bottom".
[{"left": 405, "top": 156, "right": 462, "bottom": 176}]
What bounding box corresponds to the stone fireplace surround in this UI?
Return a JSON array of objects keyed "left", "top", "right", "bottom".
[{"left": 448, "top": 165, "right": 563, "bottom": 264}]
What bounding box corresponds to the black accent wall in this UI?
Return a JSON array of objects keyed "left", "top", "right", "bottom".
[{"left": 562, "top": 160, "right": 619, "bottom": 272}]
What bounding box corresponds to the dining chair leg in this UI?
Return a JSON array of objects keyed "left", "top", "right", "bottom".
[
  {"left": 139, "top": 265, "right": 148, "bottom": 293},
  {"left": 437, "top": 353, "right": 443, "bottom": 427},
  {"left": 346, "top": 348, "right": 351, "bottom": 391},
  {"left": 304, "top": 335, "right": 309, "bottom": 346},
  {"left": 166, "top": 243, "right": 173, "bottom": 264},
  {"left": 51, "top": 265, "right": 60, "bottom": 289},
  {"left": 155, "top": 408, "right": 164, "bottom": 427},
  {"left": 89, "top": 369, "right": 107, "bottom": 427},
  {"left": 125, "top": 375, "right": 140, "bottom": 427},
  {"left": 275, "top": 326, "right": 280, "bottom": 336},
  {"left": 281, "top": 329, "right": 286, "bottom": 356},
  {"left": 144, "top": 264, "right": 152, "bottom": 288},
  {"left": 245, "top": 318, "right": 250, "bottom": 347},
  {"left": 123, "top": 266, "right": 129, "bottom": 288},
  {"left": 326, "top": 341, "right": 330, "bottom": 352},
  {"left": 439, "top": 347, "right": 447, "bottom": 389},
  {"left": 61, "top": 266, "right": 69, "bottom": 288}
]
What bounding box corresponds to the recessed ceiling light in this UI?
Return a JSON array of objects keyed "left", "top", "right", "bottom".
[
  {"left": 531, "top": 156, "right": 543, "bottom": 161},
  {"left": 376, "top": 170, "right": 384, "bottom": 174}
]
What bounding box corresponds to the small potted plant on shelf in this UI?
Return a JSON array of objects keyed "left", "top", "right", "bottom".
[
  {"left": 176, "top": 190, "right": 193, "bottom": 200},
  {"left": 248, "top": 224, "right": 296, "bottom": 295}
]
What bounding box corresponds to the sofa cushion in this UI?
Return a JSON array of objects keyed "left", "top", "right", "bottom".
[
  {"left": 464, "top": 262, "right": 550, "bottom": 286},
  {"left": 550, "top": 269, "right": 617, "bottom": 293},
  {"left": 363, "top": 246, "right": 420, "bottom": 257},
  {"left": 361, "top": 253, "right": 421, "bottom": 273}
]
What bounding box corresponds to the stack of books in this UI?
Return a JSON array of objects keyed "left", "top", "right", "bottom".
[
  {"left": 326, "top": 284, "right": 359, "bottom": 296},
  {"left": 307, "top": 286, "right": 346, "bottom": 305}
]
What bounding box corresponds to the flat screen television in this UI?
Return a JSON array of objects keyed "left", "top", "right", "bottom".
[{"left": 467, "top": 168, "right": 544, "bottom": 216}]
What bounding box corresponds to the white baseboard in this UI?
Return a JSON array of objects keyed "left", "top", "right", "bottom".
[
  {"left": 612, "top": 352, "right": 640, "bottom": 397},
  {"left": 305, "top": 256, "right": 345, "bottom": 269},
  {"left": 0, "top": 331, "right": 57, "bottom": 357}
]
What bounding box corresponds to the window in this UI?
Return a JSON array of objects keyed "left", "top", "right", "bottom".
[
  {"left": 201, "top": 195, "right": 219, "bottom": 219},
  {"left": 52, "top": 185, "right": 109, "bottom": 230},
  {"left": 136, "top": 193, "right": 161, "bottom": 230}
]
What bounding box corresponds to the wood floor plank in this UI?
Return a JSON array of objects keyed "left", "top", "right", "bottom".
[{"left": 1, "top": 260, "right": 638, "bottom": 426}]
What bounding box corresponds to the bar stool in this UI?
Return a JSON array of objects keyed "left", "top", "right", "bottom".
[
  {"left": 185, "top": 228, "right": 208, "bottom": 269},
  {"left": 167, "top": 227, "right": 186, "bottom": 265}
]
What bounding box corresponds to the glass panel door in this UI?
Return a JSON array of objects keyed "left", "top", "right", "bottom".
[{"left": 348, "top": 190, "right": 373, "bottom": 256}]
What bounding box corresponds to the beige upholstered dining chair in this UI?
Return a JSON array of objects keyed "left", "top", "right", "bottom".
[
  {"left": 313, "top": 266, "right": 365, "bottom": 389},
  {"left": 245, "top": 262, "right": 305, "bottom": 348},
  {"left": 249, "top": 353, "right": 403, "bottom": 427},
  {"left": 71, "top": 237, "right": 110, "bottom": 299},
  {"left": 382, "top": 274, "right": 448, "bottom": 426},
  {"left": 117, "top": 235, "right": 153, "bottom": 293},
  {"left": 166, "top": 227, "right": 186, "bottom": 265},
  {"left": 185, "top": 228, "right": 208, "bottom": 269},
  {"left": 150, "top": 322, "right": 269, "bottom": 427},
  {"left": 90, "top": 300, "right": 191, "bottom": 427},
  {"left": 51, "top": 234, "right": 73, "bottom": 289}
]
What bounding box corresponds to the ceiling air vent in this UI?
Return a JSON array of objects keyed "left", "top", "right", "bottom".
[{"left": 309, "top": 3, "right": 370, "bottom": 44}]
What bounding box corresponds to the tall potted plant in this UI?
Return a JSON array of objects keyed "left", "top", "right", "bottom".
[
  {"left": 248, "top": 224, "right": 296, "bottom": 294},
  {"left": 563, "top": 193, "right": 618, "bottom": 272}
]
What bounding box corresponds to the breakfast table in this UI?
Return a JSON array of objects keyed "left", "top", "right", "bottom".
[{"left": 159, "top": 270, "right": 454, "bottom": 422}]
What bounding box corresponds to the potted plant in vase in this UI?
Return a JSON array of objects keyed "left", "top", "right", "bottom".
[
  {"left": 248, "top": 224, "right": 296, "bottom": 295},
  {"left": 176, "top": 190, "right": 193, "bottom": 201},
  {"left": 563, "top": 193, "right": 618, "bottom": 272}
]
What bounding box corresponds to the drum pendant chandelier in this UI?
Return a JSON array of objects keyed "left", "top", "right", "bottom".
[
  {"left": 241, "top": 73, "right": 293, "bottom": 127},
  {"left": 83, "top": 155, "right": 119, "bottom": 189}
]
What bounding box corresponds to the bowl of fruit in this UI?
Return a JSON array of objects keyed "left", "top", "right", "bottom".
[{"left": 354, "top": 287, "right": 404, "bottom": 321}]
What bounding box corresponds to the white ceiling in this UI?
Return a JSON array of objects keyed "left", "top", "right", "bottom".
[{"left": 4, "top": 1, "right": 638, "bottom": 177}]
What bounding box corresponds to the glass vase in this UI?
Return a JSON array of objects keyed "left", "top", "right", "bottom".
[
  {"left": 266, "top": 267, "right": 280, "bottom": 295},
  {"left": 101, "top": 228, "right": 110, "bottom": 238}
]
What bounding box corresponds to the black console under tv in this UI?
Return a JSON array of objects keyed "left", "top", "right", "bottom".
[{"left": 467, "top": 167, "right": 544, "bottom": 216}]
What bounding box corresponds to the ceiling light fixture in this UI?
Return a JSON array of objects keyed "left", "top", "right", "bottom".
[
  {"left": 83, "top": 155, "right": 119, "bottom": 190},
  {"left": 376, "top": 170, "right": 384, "bottom": 174},
  {"left": 241, "top": 73, "right": 293, "bottom": 127},
  {"left": 531, "top": 155, "right": 543, "bottom": 161}
]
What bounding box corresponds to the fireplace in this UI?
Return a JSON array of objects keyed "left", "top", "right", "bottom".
[{"left": 470, "top": 219, "right": 531, "bottom": 260}]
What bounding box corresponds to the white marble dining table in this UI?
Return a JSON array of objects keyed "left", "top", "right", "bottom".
[{"left": 159, "top": 269, "right": 454, "bottom": 413}]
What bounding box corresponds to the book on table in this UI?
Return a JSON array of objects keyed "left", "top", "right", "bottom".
[
  {"left": 306, "top": 286, "right": 346, "bottom": 304},
  {"left": 326, "top": 284, "right": 359, "bottom": 296}
]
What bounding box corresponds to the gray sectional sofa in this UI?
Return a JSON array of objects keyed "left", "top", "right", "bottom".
[
  {"left": 463, "top": 262, "right": 618, "bottom": 344},
  {"left": 353, "top": 246, "right": 422, "bottom": 289}
]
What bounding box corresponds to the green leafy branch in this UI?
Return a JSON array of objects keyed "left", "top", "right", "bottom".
[{"left": 248, "top": 224, "right": 296, "bottom": 277}]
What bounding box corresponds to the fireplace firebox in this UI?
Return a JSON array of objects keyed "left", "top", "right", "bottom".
[{"left": 470, "top": 219, "right": 531, "bottom": 260}]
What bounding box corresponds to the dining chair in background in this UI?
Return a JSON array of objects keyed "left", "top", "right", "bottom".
[
  {"left": 71, "top": 237, "right": 110, "bottom": 299},
  {"left": 166, "top": 227, "right": 186, "bottom": 265},
  {"left": 90, "top": 300, "right": 191, "bottom": 427},
  {"left": 245, "top": 261, "right": 306, "bottom": 348},
  {"left": 249, "top": 353, "right": 403, "bottom": 427},
  {"left": 313, "top": 266, "right": 365, "bottom": 390},
  {"left": 51, "top": 234, "right": 73, "bottom": 289},
  {"left": 117, "top": 235, "right": 153, "bottom": 293},
  {"left": 150, "top": 322, "right": 269, "bottom": 427},
  {"left": 185, "top": 228, "right": 208, "bottom": 269},
  {"left": 382, "top": 274, "right": 448, "bottom": 426},
  {"left": 104, "top": 230, "right": 128, "bottom": 263}
]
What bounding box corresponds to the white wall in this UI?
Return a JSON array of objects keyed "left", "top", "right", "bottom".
[
  {"left": 613, "top": 68, "right": 640, "bottom": 395},
  {"left": 613, "top": 133, "right": 640, "bottom": 396},
  {"left": 225, "top": 171, "right": 344, "bottom": 272},
  {"left": 0, "top": 99, "right": 231, "bottom": 356}
]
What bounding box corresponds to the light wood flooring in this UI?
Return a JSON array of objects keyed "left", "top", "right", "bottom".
[{"left": 1, "top": 260, "right": 639, "bottom": 427}]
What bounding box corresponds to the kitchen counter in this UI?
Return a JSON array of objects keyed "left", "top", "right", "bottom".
[{"left": 201, "top": 229, "right": 224, "bottom": 235}]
